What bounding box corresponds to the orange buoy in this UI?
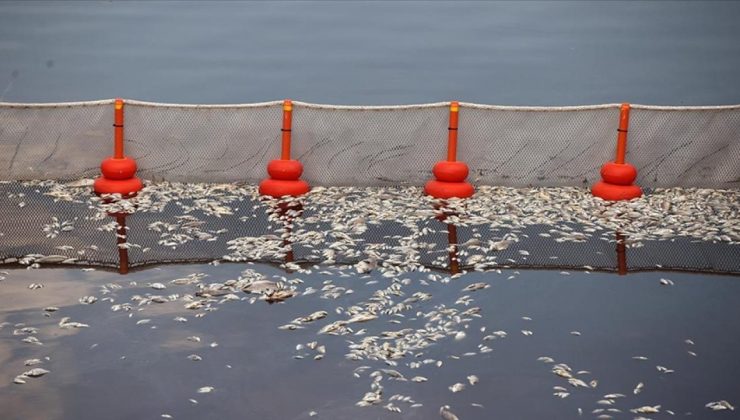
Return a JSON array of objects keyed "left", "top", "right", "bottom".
[
  {"left": 591, "top": 103, "right": 642, "bottom": 201},
  {"left": 93, "top": 98, "right": 143, "bottom": 197},
  {"left": 259, "top": 99, "right": 310, "bottom": 197},
  {"left": 424, "top": 101, "right": 474, "bottom": 199}
]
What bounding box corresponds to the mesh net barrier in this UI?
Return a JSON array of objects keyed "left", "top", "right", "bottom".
[
  {"left": 1, "top": 100, "right": 739, "bottom": 187},
  {"left": 0, "top": 99, "right": 738, "bottom": 274},
  {"left": 0, "top": 100, "right": 113, "bottom": 180},
  {"left": 1, "top": 181, "right": 738, "bottom": 274}
]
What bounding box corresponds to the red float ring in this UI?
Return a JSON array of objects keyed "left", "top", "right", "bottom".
[
  {"left": 259, "top": 178, "right": 310, "bottom": 197},
  {"left": 591, "top": 181, "right": 642, "bottom": 201},
  {"left": 94, "top": 176, "right": 143, "bottom": 197},
  {"left": 600, "top": 162, "right": 637, "bottom": 186},
  {"left": 424, "top": 180, "right": 474, "bottom": 199},
  {"left": 267, "top": 159, "right": 304, "bottom": 180},
  {"left": 433, "top": 161, "right": 469, "bottom": 183},
  {"left": 100, "top": 156, "right": 137, "bottom": 180}
]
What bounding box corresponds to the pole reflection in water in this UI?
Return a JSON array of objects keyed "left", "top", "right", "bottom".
[
  {"left": 271, "top": 199, "right": 304, "bottom": 268},
  {"left": 434, "top": 203, "right": 461, "bottom": 275},
  {"left": 616, "top": 231, "right": 628, "bottom": 275},
  {"left": 111, "top": 212, "right": 129, "bottom": 275}
]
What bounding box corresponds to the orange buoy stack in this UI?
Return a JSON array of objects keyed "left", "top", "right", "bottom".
[
  {"left": 259, "top": 99, "right": 310, "bottom": 197},
  {"left": 591, "top": 103, "right": 642, "bottom": 201},
  {"left": 424, "top": 101, "right": 474, "bottom": 199},
  {"left": 93, "top": 98, "right": 143, "bottom": 197}
]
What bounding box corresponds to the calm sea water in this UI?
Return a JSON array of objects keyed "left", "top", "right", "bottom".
[
  {"left": 1, "top": 1, "right": 740, "bottom": 105},
  {"left": 2, "top": 263, "right": 740, "bottom": 420}
]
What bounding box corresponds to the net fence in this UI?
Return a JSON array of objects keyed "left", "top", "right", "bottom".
[
  {"left": 0, "top": 100, "right": 738, "bottom": 275},
  {"left": 1, "top": 99, "right": 738, "bottom": 187}
]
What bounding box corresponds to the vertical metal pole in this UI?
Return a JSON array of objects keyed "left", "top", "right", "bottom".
[
  {"left": 116, "top": 214, "right": 129, "bottom": 275},
  {"left": 615, "top": 103, "right": 630, "bottom": 164},
  {"left": 447, "top": 101, "right": 459, "bottom": 162},
  {"left": 281, "top": 99, "right": 292, "bottom": 160},
  {"left": 616, "top": 231, "right": 627, "bottom": 275},
  {"left": 114, "top": 98, "right": 125, "bottom": 159},
  {"left": 447, "top": 222, "right": 460, "bottom": 274}
]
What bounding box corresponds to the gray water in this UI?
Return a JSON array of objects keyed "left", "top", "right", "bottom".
[
  {"left": 2, "top": 263, "right": 740, "bottom": 420},
  {"left": 1, "top": 1, "right": 740, "bottom": 105}
]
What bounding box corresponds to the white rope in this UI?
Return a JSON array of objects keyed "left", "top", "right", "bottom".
[
  {"left": 459, "top": 102, "right": 622, "bottom": 111},
  {"left": 630, "top": 104, "right": 740, "bottom": 111},
  {"left": 124, "top": 99, "right": 283, "bottom": 109},
  {"left": 0, "top": 99, "right": 115, "bottom": 108},
  {"left": 2, "top": 98, "right": 739, "bottom": 111},
  {"left": 291, "top": 101, "right": 450, "bottom": 110}
]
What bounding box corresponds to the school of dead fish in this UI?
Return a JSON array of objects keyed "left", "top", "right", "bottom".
[{"left": 0, "top": 179, "right": 739, "bottom": 418}]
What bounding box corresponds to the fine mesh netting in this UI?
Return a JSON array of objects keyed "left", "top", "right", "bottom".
[
  {"left": 457, "top": 105, "right": 618, "bottom": 187},
  {"left": 629, "top": 105, "right": 740, "bottom": 188},
  {"left": 1, "top": 182, "right": 738, "bottom": 275},
  {"left": 124, "top": 101, "right": 283, "bottom": 183},
  {"left": 1, "top": 99, "right": 739, "bottom": 187},
  {"left": 0, "top": 100, "right": 113, "bottom": 180}
]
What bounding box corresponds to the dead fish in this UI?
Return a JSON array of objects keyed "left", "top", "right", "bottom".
[
  {"left": 293, "top": 311, "right": 328, "bottom": 324},
  {"left": 659, "top": 278, "right": 675, "bottom": 286},
  {"left": 264, "top": 289, "right": 295, "bottom": 303},
  {"left": 59, "top": 317, "right": 89, "bottom": 329},
  {"left": 439, "top": 405, "right": 459, "bottom": 420},
  {"left": 36, "top": 255, "right": 68, "bottom": 264},
  {"left": 151, "top": 282, "right": 166, "bottom": 290},
  {"left": 467, "top": 375, "right": 479, "bottom": 385},
  {"left": 23, "top": 368, "right": 50, "bottom": 378},
  {"left": 705, "top": 400, "right": 735, "bottom": 411},
  {"left": 197, "top": 386, "right": 214, "bottom": 394},
  {"left": 449, "top": 382, "right": 466, "bottom": 393},
  {"left": 462, "top": 282, "right": 489, "bottom": 292},
  {"left": 188, "top": 354, "right": 202, "bottom": 362},
  {"left": 631, "top": 405, "right": 660, "bottom": 414},
  {"left": 79, "top": 296, "right": 97, "bottom": 305},
  {"left": 633, "top": 382, "right": 644, "bottom": 394}
]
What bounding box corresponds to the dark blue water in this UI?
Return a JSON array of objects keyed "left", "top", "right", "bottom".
[{"left": 1, "top": 1, "right": 740, "bottom": 105}]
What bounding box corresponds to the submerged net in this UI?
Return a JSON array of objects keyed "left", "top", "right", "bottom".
[
  {"left": 1, "top": 181, "right": 738, "bottom": 274},
  {"left": 1, "top": 99, "right": 738, "bottom": 187}
]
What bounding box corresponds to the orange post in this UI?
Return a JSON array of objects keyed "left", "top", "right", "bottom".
[
  {"left": 259, "top": 99, "right": 310, "bottom": 197},
  {"left": 94, "top": 98, "right": 143, "bottom": 197},
  {"left": 447, "top": 101, "right": 459, "bottom": 162},
  {"left": 281, "top": 99, "right": 292, "bottom": 160},
  {"left": 591, "top": 102, "right": 641, "bottom": 201},
  {"left": 615, "top": 103, "right": 630, "bottom": 164},
  {"left": 114, "top": 99, "right": 124, "bottom": 159},
  {"left": 424, "top": 101, "right": 474, "bottom": 199}
]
